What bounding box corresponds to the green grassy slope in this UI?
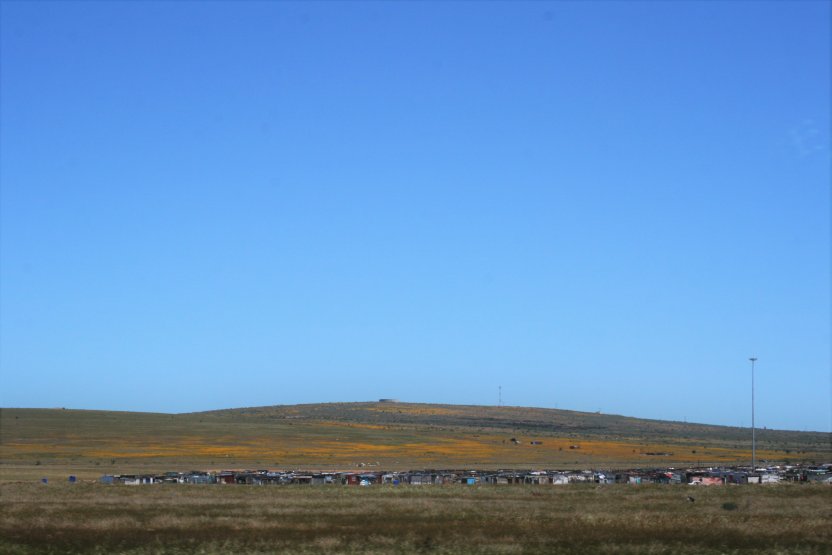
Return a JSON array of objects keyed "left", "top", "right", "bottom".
[
  {"left": 1, "top": 403, "right": 829, "bottom": 480},
  {"left": 198, "top": 401, "right": 831, "bottom": 452}
]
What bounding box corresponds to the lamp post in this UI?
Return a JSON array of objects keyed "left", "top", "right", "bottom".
[{"left": 749, "top": 357, "right": 757, "bottom": 470}]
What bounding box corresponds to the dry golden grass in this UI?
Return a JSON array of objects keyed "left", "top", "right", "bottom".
[{"left": 0, "top": 481, "right": 830, "bottom": 554}]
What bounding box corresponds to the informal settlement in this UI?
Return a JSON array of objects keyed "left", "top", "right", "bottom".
[{"left": 98, "top": 464, "right": 831, "bottom": 486}]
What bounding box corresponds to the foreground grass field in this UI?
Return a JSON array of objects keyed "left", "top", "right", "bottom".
[{"left": 1, "top": 482, "right": 830, "bottom": 554}]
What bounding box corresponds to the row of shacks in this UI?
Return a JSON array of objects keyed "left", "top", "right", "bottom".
[{"left": 100, "top": 464, "right": 832, "bottom": 486}]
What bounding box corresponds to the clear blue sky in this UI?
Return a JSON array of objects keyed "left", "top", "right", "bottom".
[{"left": 1, "top": 1, "right": 829, "bottom": 432}]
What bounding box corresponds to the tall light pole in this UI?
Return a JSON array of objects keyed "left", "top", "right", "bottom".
[{"left": 749, "top": 357, "right": 757, "bottom": 470}]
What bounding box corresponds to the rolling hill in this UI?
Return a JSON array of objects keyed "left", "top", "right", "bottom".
[{"left": 1, "top": 402, "right": 829, "bottom": 480}]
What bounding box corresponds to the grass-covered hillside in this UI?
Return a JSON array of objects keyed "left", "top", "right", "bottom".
[{"left": 1, "top": 402, "right": 829, "bottom": 480}]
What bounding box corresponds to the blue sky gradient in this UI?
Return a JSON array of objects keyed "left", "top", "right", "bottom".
[{"left": 1, "top": 1, "right": 829, "bottom": 431}]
